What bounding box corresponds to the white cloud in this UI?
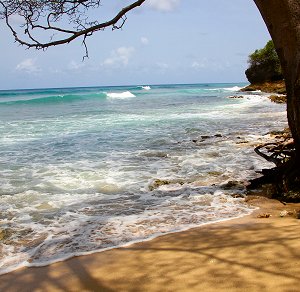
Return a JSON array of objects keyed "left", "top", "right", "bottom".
[
  {"left": 191, "top": 58, "right": 231, "bottom": 71},
  {"left": 147, "top": 0, "right": 180, "bottom": 12},
  {"left": 15, "top": 58, "right": 41, "bottom": 74},
  {"left": 141, "top": 37, "right": 149, "bottom": 45},
  {"left": 68, "top": 60, "right": 86, "bottom": 70},
  {"left": 103, "top": 46, "right": 135, "bottom": 67},
  {"left": 191, "top": 61, "right": 206, "bottom": 69}
]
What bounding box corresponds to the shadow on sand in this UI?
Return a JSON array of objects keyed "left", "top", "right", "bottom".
[{"left": 0, "top": 217, "right": 299, "bottom": 292}]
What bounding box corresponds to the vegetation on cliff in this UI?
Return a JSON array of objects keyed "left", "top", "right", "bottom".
[
  {"left": 245, "top": 40, "right": 283, "bottom": 84},
  {"left": 242, "top": 41, "right": 286, "bottom": 102}
]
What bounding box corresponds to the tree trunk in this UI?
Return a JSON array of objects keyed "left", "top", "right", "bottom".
[{"left": 254, "top": 0, "right": 300, "bottom": 161}]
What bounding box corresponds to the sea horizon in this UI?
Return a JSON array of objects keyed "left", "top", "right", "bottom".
[{"left": 0, "top": 81, "right": 249, "bottom": 92}]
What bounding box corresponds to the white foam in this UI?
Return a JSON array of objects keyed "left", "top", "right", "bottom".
[
  {"left": 106, "top": 91, "right": 136, "bottom": 99},
  {"left": 0, "top": 190, "right": 255, "bottom": 275},
  {"left": 141, "top": 86, "right": 151, "bottom": 90},
  {"left": 223, "top": 86, "right": 243, "bottom": 92}
]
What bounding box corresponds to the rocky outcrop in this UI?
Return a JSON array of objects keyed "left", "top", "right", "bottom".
[
  {"left": 241, "top": 80, "right": 286, "bottom": 94},
  {"left": 268, "top": 95, "right": 287, "bottom": 104},
  {"left": 245, "top": 64, "right": 283, "bottom": 84},
  {"left": 241, "top": 80, "right": 287, "bottom": 104}
]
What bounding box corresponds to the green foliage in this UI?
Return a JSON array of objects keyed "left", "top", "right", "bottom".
[
  {"left": 246, "top": 40, "right": 283, "bottom": 83},
  {"left": 248, "top": 40, "right": 281, "bottom": 75}
]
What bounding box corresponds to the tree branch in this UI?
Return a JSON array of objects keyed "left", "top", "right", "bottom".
[{"left": 0, "top": 0, "right": 146, "bottom": 51}]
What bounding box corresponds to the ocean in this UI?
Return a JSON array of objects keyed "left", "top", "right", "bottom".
[{"left": 0, "top": 83, "right": 287, "bottom": 274}]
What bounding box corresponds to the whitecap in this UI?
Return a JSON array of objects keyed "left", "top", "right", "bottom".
[
  {"left": 141, "top": 86, "right": 151, "bottom": 90},
  {"left": 106, "top": 91, "right": 136, "bottom": 99},
  {"left": 223, "top": 86, "right": 243, "bottom": 92}
]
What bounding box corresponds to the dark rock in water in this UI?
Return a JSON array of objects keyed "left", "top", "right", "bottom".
[
  {"left": 149, "top": 179, "right": 171, "bottom": 191},
  {"left": 201, "top": 135, "right": 210, "bottom": 140},
  {"left": 268, "top": 94, "right": 287, "bottom": 104},
  {"left": 149, "top": 178, "right": 185, "bottom": 191},
  {"left": 149, "top": 179, "right": 185, "bottom": 191},
  {"left": 228, "top": 95, "right": 244, "bottom": 99},
  {"left": 236, "top": 140, "right": 249, "bottom": 145},
  {"left": 268, "top": 130, "right": 286, "bottom": 136},
  {"left": 192, "top": 134, "right": 222, "bottom": 144},
  {"left": 143, "top": 151, "right": 168, "bottom": 158},
  {"left": 0, "top": 228, "right": 12, "bottom": 241},
  {"left": 267, "top": 128, "right": 291, "bottom": 140},
  {"left": 208, "top": 171, "right": 223, "bottom": 176},
  {"left": 230, "top": 193, "right": 245, "bottom": 198},
  {"left": 222, "top": 180, "right": 245, "bottom": 191}
]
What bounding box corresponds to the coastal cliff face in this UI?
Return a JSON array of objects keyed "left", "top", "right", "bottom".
[
  {"left": 254, "top": 0, "right": 300, "bottom": 155},
  {"left": 243, "top": 38, "right": 285, "bottom": 99},
  {"left": 245, "top": 40, "right": 283, "bottom": 84},
  {"left": 242, "top": 80, "right": 286, "bottom": 95},
  {"left": 245, "top": 65, "right": 282, "bottom": 84}
]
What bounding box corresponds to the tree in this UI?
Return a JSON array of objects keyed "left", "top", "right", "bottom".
[
  {"left": 0, "top": 0, "right": 146, "bottom": 57},
  {"left": 251, "top": 0, "right": 300, "bottom": 198},
  {"left": 245, "top": 40, "right": 283, "bottom": 84},
  {"left": 1, "top": 0, "right": 300, "bottom": 196}
]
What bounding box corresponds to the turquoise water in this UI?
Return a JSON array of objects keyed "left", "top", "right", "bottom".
[{"left": 0, "top": 83, "right": 287, "bottom": 274}]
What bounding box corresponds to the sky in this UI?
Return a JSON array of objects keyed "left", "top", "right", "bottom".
[{"left": 0, "top": 0, "right": 271, "bottom": 90}]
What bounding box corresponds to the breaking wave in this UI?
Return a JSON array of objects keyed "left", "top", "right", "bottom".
[{"left": 106, "top": 91, "right": 136, "bottom": 99}]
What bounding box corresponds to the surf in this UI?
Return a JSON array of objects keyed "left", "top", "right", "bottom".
[{"left": 106, "top": 91, "right": 136, "bottom": 99}]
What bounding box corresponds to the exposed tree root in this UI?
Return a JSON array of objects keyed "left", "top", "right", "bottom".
[
  {"left": 254, "top": 138, "right": 295, "bottom": 166},
  {"left": 248, "top": 135, "right": 300, "bottom": 202}
]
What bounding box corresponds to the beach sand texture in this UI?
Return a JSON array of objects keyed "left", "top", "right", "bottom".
[{"left": 0, "top": 197, "right": 299, "bottom": 292}]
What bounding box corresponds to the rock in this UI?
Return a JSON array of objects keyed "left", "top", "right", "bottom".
[
  {"left": 0, "top": 228, "right": 12, "bottom": 241},
  {"left": 236, "top": 140, "right": 249, "bottom": 144},
  {"left": 221, "top": 180, "right": 245, "bottom": 191},
  {"left": 148, "top": 179, "right": 184, "bottom": 191},
  {"left": 241, "top": 80, "right": 286, "bottom": 94},
  {"left": 192, "top": 134, "right": 222, "bottom": 144},
  {"left": 228, "top": 95, "right": 244, "bottom": 99},
  {"left": 245, "top": 63, "right": 283, "bottom": 84},
  {"left": 277, "top": 191, "right": 300, "bottom": 203},
  {"left": 230, "top": 194, "right": 245, "bottom": 198},
  {"left": 208, "top": 171, "right": 223, "bottom": 176},
  {"left": 201, "top": 135, "right": 210, "bottom": 140},
  {"left": 149, "top": 179, "right": 172, "bottom": 191},
  {"left": 257, "top": 213, "right": 271, "bottom": 218},
  {"left": 268, "top": 95, "right": 287, "bottom": 103},
  {"left": 279, "top": 210, "right": 289, "bottom": 217}
]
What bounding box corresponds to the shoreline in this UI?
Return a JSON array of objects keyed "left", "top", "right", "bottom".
[
  {"left": 0, "top": 200, "right": 257, "bottom": 277},
  {"left": 1, "top": 195, "right": 299, "bottom": 291}
]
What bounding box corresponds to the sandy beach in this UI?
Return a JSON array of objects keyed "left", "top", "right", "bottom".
[{"left": 0, "top": 196, "right": 299, "bottom": 292}]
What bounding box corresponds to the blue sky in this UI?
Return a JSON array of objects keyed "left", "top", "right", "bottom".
[{"left": 0, "top": 0, "right": 270, "bottom": 90}]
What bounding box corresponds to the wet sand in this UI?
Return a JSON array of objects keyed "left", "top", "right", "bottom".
[{"left": 0, "top": 196, "right": 299, "bottom": 292}]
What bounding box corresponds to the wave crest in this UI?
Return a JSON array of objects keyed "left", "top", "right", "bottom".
[
  {"left": 106, "top": 91, "right": 136, "bottom": 99},
  {"left": 223, "top": 86, "right": 242, "bottom": 92}
]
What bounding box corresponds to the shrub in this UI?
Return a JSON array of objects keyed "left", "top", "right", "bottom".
[{"left": 245, "top": 40, "right": 283, "bottom": 84}]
